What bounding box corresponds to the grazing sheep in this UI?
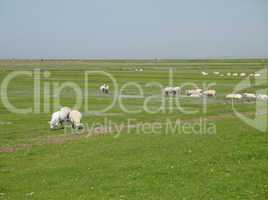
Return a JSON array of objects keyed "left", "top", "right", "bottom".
[
  {"left": 254, "top": 73, "right": 261, "bottom": 77},
  {"left": 164, "top": 87, "right": 180, "bottom": 96},
  {"left": 201, "top": 71, "right": 208, "bottom": 76},
  {"left": 240, "top": 73, "right": 246, "bottom": 77},
  {"left": 49, "top": 110, "right": 69, "bottom": 129},
  {"left": 233, "top": 73, "right": 238, "bottom": 77},
  {"left": 164, "top": 87, "right": 172, "bottom": 96},
  {"left": 100, "top": 84, "right": 109, "bottom": 94},
  {"left": 189, "top": 93, "right": 202, "bottom": 98},
  {"left": 243, "top": 93, "right": 256, "bottom": 100},
  {"left": 256, "top": 94, "right": 268, "bottom": 101},
  {"left": 226, "top": 94, "right": 242, "bottom": 99},
  {"left": 69, "top": 110, "right": 83, "bottom": 129},
  {"left": 203, "top": 90, "right": 216, "bottom": 97},
  {"left": 173, "top": 87, "right": 180, "bottom": 95},
  {"left": 214, "top": 72, "right": 220, "bottom": 75},
  {"left": 186, "top": 89, "right": 202, "bottom": 96},
  {"left": 60, "top": 106, "right": 71, "bottom": 121},
  {"left": 227, "top": 73, "right": 231, "bottom": 76}
]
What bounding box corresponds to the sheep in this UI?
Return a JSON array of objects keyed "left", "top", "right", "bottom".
[
  {"left": 173, "top": 87, "right": 181, "bottom": 95},
  {"left": 226, "top": 94, "right": 242, "bottom": 99},
  {"left": 60, "top": 106, "right": 71, "bottom": 121},
  {"left": 227, "top": 73, "right": 231, "bottom": 76},
  {"left": 69, "top": 110, "right": 83, "bottom": 129},
  {"left": 100, "top": 84, "right": 109, "bottom": 94},
  {"left": 254, "top": 73, "right": 261, "bottom": 77},
  {"left": 201, "top": 72, "right": 208, "bottom": 76},
  {"left": 164, "top": 87, "right": 180, "bottom": 96},
  {"left": 256, "top": 94, "right": 268, "bottom": 101},
  {"left": 49, "top": 110, "right": 69, "bottom": 129},
  {"left": 189, "top": 93, "right": 202, "bottom": 98},
  {"left": 186, "top": 89, "right": 202, "bottom": 96},
  {"left": 243, "top": 93, "right": 256, "bottom": 100},
  {"left": 164, "top": 87, "right": 172, "bottom": 96},
  {"left": 240, "top": 73, "right": 246, "bottom": 77},
  {"left": 203, "top": 90, "right": 216, "bottom": 97},
  {"left": 233, "top": 73, "right": 238, "bottom": 77},
  {"left": 214, "top": 72, "right": 220, "bottom": 75}
]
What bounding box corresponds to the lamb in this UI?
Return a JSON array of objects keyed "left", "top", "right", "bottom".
[{"left": 69, "top": 110, "right": 83, "bottom": 129}]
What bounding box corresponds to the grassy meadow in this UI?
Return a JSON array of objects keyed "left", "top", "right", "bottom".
[{"left": 0, "top": 59, "right": 268, "bottom": 199}]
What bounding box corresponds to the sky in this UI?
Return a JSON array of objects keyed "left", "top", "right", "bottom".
[{"left": 0, "top": 0, "right": 267, "bottom": 59}]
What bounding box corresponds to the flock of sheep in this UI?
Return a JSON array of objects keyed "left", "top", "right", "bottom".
[
  {"left": 164, "top": 87, "right": 216, "bottom": 97},
  {"left": 226, "top": 93, "right": 268, "bottom": 100},
  {"left": 49, "top": 70, "right": 267, "bottom": 130},
  {"left": 164, "top": 86, "right": 268, "bottom": 101},
  {"left": 201, "top": 71, "right": 261, "bottom": 77}
]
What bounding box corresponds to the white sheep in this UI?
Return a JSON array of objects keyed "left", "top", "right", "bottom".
[
  {"left": 69, "top": 110, "right": 83, "bottom": 129},
  {"left": 201, "top": 71, "right": 208, "bottom": 76},
  {"left": 173, "top": 87, "right": 180, "bottom": 95},
  {"left": 189, "top": 93, "right": 202, "bottom": 98},
  {"left": 256, "top": 94, "right": 268, "bottom": 101},
  {"left": 186, "top": 89, "right": 202, "bottom": 96},
  {"left": 243, "top": 93, "right": 256, "bottom": 100},
  {"left": 100, "top": 84, "right": 109, "bottom": 94},
  {"left": 49, "top": 110, "right": 69, "bottom": 129},
  {"left": 203, "top": 90, "right": 216, "bottom": 97},
  {"left": 164, "top": 87, "right": 180, "bottom": 96},
  {"left": 226, "top": 94, "right": 242, "bottom": 99},
  {"left": 60, "top": 106, "right": 71, "bottom": 121},
  {"left": 164, "top": 87, "right": 172, "bottom": 96}
]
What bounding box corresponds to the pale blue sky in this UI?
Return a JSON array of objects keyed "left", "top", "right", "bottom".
[{"left": 0, "top": 0, "right": 267, "bottom": 58}]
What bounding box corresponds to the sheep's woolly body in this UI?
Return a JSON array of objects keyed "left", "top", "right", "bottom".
[
  {"left": 69, "top": 110, "right": 82, "bottom": 128},
  {"left": 60, "top": 107, "right": 71, "bottom": 120},
  {"left": 203, "top": 90, "right": 216, "bottom": 97},
  {"left": 50, "top": 110, "right": 69, "bottom": 129}
]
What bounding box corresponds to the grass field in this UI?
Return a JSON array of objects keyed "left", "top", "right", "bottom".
[{"left": 0, "top": 59, "right": 268, "bottom": 199}]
